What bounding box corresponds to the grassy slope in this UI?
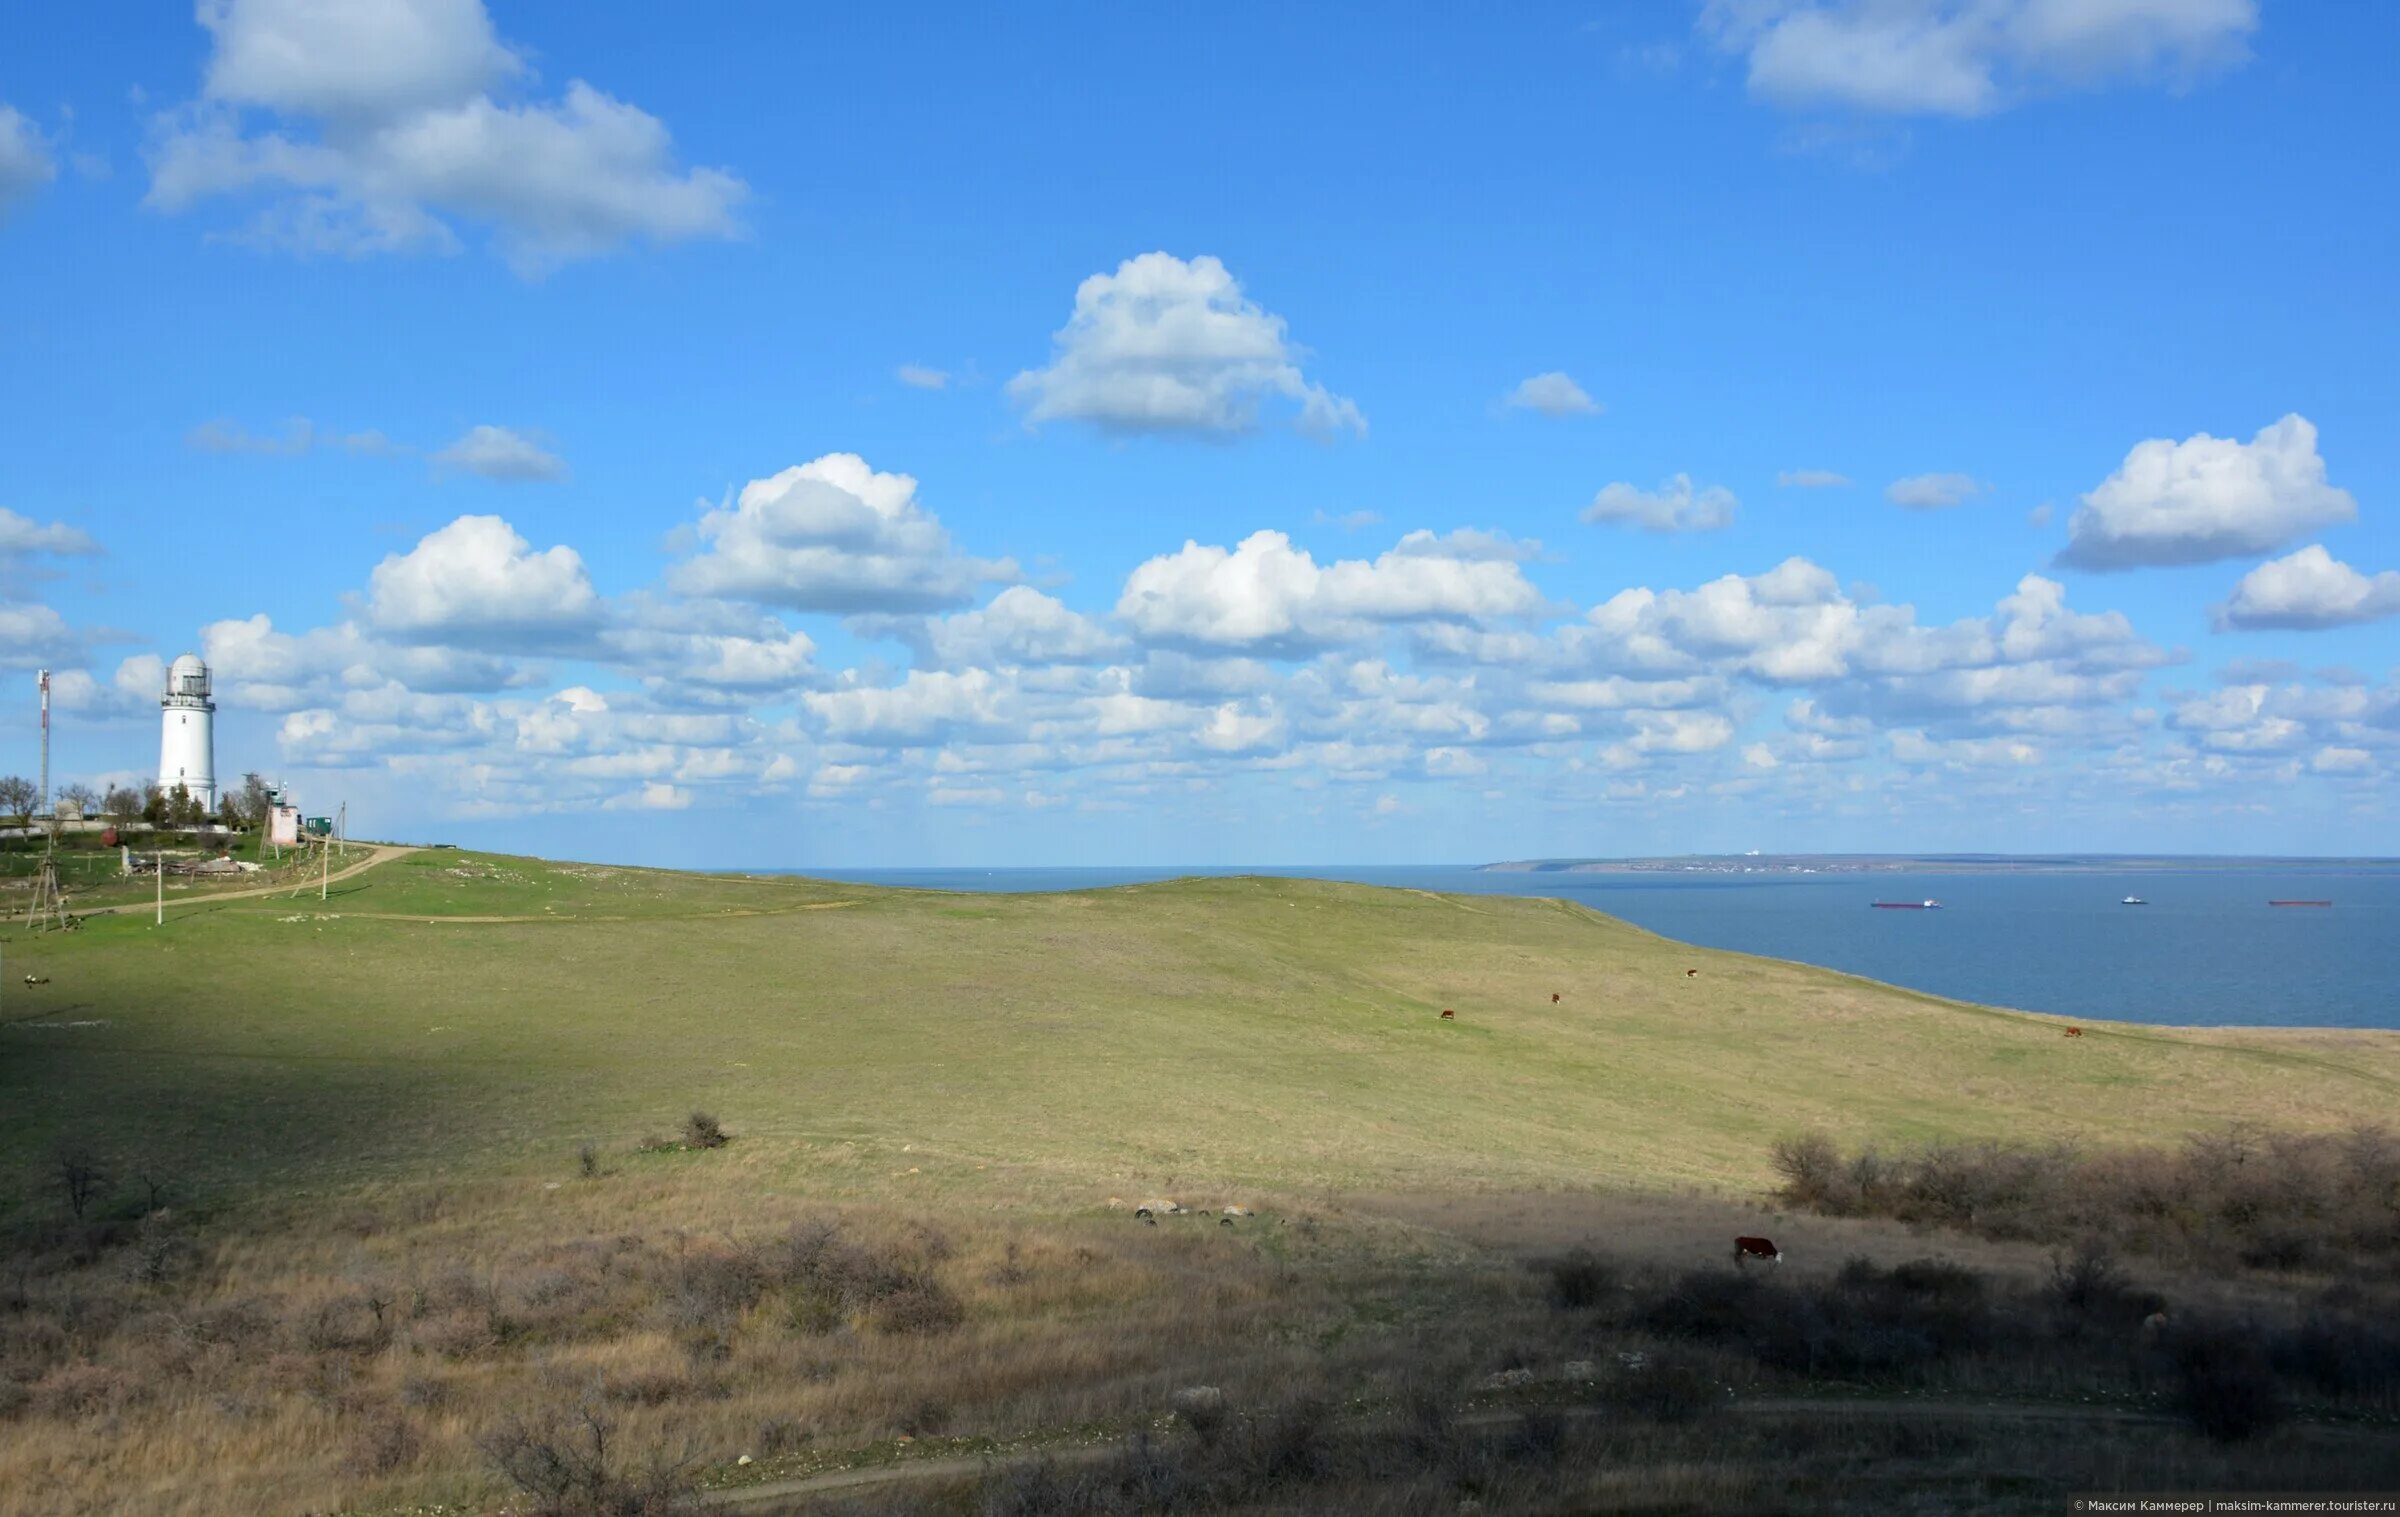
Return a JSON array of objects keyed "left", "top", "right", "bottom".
[{"left": 2, "top": 848, "right": 2394, "bottom": 1203}]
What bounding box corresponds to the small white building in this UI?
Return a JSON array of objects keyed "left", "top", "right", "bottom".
[{"left": 159, "top": 652, "right": 217, "bottom": 809}]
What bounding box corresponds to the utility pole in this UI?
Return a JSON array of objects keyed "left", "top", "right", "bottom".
[
  {"left": 321, "top": 830, "right": 330, "bottom": 900},
  {"left": 155, "top": 853, "right": 164, "bottom": 927},
  {"left": 35, "top": 669, "right": 49, "bottom": 821}
]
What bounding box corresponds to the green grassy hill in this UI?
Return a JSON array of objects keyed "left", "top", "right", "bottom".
[{"left": 4, "top": 847, "right": 2392, "bottom": 1202}]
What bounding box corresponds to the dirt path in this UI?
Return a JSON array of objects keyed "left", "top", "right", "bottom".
[
  {"left": 704, "top": 1395, "right": 2202, "bottom": 1512},
  {"left": 283, "top": 900, "right": 864, "bottom": 926},
  {"left": 69, "top": 843, "right": 414, "bottom": 918}
]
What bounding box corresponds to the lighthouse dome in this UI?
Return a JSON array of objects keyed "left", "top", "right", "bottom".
[{"left": 167, "top": 652, "right": 210, "bottom": 699}]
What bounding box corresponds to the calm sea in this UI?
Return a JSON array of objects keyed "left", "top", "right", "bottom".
[{"left": 790, "top": 864, "right": 2400, "bottom": 1030}]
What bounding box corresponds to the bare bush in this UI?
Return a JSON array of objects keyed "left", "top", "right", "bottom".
[
  {"left": 53, "top": 1146, "right": 111, "bottom": 1222},
  {"left": 1540, "top": 1247, "right": 1615, "bottom": 1310},
  {"left": 681, "top": 1112, "right": 728, "bottom": 1151},
  {"left": 343, "top": 1412, "right": 425, "bottom": 1476},
  {"left": 1770, "top": 1131, "right": 1842, "bottom": 1207},
  {"left": 1769, "top": 1125, "right": 2400, "bottom": 1273},
  {"left": 479, "top": 1398, "right": 699, "bottom": 1516}
]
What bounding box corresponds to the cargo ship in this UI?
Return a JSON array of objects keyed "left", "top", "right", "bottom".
[
  {"left": 2268, "top": 899, "right": 2332, "bottom": 907},
  {"left": 1871, "top": 899, "right": 1942, "bottom": 909}
]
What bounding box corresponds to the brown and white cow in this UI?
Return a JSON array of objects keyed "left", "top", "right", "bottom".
[
  {"left": 1439, "top": 1008, "right": 1455, "bottom": 1021},
  {"left": 1733, "top": 1235, "right": 1782, "bottom": 1266},
  {"left": 2063, "top": 1027, "right": 2084, "bottom": 1038},
  {"left": 1551, "top": 993, "right": 1561, "bottom": 1004}
]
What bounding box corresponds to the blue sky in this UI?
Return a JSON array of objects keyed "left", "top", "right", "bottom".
[{"left": 1, "top": 1, "right": 2395, "bottom": 866}]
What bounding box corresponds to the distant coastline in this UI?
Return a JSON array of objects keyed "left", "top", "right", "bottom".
[{"left": 1480, "top": 853, "right": 2400, "bottom": 876}]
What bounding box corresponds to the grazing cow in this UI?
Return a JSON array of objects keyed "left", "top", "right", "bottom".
[
  {"left": 1440, "top": 1008, "right": 1455, "bottom": 1021},
  {"left": 2063, "top": 1027, "right": 2084, "bottom": 1038},
  {"left": 1733, "top": 1236, "right": 1782, "bottom": 1266},
  {"left": 1551, "top": 993, "right": 1561, "bottom": 1004},
  {"left": 1685, "top": 969, "right": 1698, "bottom": 978}
]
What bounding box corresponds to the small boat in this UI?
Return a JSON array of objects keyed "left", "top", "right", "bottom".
[
  {"left": 2268, "top": 899, "right": 2332, "bottom": 908},
  {"left": 1872, "top": 899, "right": 1942, "bottom": 910},
  {"left": 2121, "top": 896, "right": 2146, "bottom": 906}
]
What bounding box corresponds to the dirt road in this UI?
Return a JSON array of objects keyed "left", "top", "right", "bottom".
[
  {"left": 705, "top": 1395, "right": 2207, "bottom": 1512},
  {"left": 69, "top": 843, "right": 413, "bottom": 919}
]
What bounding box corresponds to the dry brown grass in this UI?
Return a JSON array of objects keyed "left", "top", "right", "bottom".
[
  {"left": 5, "top": 1143, "right": 2398, "bottom": 1517},
  {"left": 0, "top": 1160, "right": 1396, "bottom": 1517}
]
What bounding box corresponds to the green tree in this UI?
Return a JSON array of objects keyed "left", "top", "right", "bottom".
[
  {"left": 167, "top": 784, "right": 201, "bottom": 829},
  {"left": 239, "top": 773, "right": 273, "bottom": 829},
  {"left": 141, "top": 784, "right": 168, "bottom": 826}
]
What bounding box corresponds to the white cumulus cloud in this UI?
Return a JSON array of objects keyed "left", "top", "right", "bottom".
[
  {"left": 1701, "top": 0, "right": 2257, "bottom": 117},
  {"left": 1117, "top": 529, "right": 1541, "bottom": 653},
  {"left": 1008, "top": 253, "right": 1363, "bottom": 438},
  {"left": 0, "top": 508, "right": 99, "bottom": 558},
  {"left": 0, "top": 104, "right": 56, "bottom": 213},
  {"left": 146, "top": 0, "right": 746, "bottom": 274},
  {"left": 1886, "top": 472, "right": 1985, "bottom": 509},
  {"left": 2214, "top": 546, "right": 2400, "bottom": 632},
  {"left": 1503, "top": 371, "right": 1600, "bottom": 417},
  {"left": 366, "top": 514, "right": 600, "bottom": 645},
  {"left": 1582, "top": 474, "right": 1737, "bottom": 533},
  {"left": 916, "top": 587, "right": 1127, "bottom": 669},
  {"left": 2058, "top": 414, "right": 2356, "bottom": 570},
  {"left": 433, "top": 424, "right": 567, "bottom": 481},
  {"left": 669, "top": 452, "right": 1016, "bottom": 614}
]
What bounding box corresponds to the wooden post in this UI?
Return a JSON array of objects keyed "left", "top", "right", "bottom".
[
  {"left": 321, "top": 834, "right": 330, "bottom": 901},
  {"left": 155, "top": 854, "right": 164, "bottom": 926}
]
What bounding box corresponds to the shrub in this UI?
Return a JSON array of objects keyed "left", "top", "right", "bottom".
[
  {"left": 767, "top": 1220, "right": 962, "bottom": 1337},
  {"left": 756, "top": 1415, "right": 808, "bottom": 1455},
  {"left": 1541, "top": 1247, "right": 1615, "bottom": 1310},
  {"left": 666, "top": 1247, "right": 765, "bottom": 1336},
  {"left": 53, "top": 1146, "right": 111, "bottom": 1222},
  {"left": 2270, "top": 1308, "right": 2400, "bottom": 1399},
  {"left": 2047, "top": 1243, "right": 2157, "bottom": 1337},
  {"left": 479, "top": 1399, "right": 699, "bottom": 1516},
  {"left": 604, "top": 1369, "right": 699, "bottom": 1407},
  {"left": 31, "top": 1362, "right": 133, "bottom": 1419},
  {"left": 343, "top": 1413, "right": 424, "bottom": 1476},
  {"left": 2173, "top": 1322, "right": 2287, "bottom": 1442},
  {"left": 1770, "top": 1125, "right": 2400, "bottom": 1275},
  {"left": 873, "top": 1278, "right": 966, "bottom": 1336},
  {"left": 1241, "top": 1393, "right": 1336, "bottom": 1485},
  {"left": 681, "top": 1112, "right": 728, "bottom": 1151},
  {"left": 1771, "top": 1131, "right": 1844, "bottom": 1209},
  {"left": 578, "top": 1143, "right": 601, "bottom": 1180}
]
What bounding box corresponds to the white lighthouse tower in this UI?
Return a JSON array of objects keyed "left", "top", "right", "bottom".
[{"left": 159, "top": 652, "right": 217, "bottom": 809}]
